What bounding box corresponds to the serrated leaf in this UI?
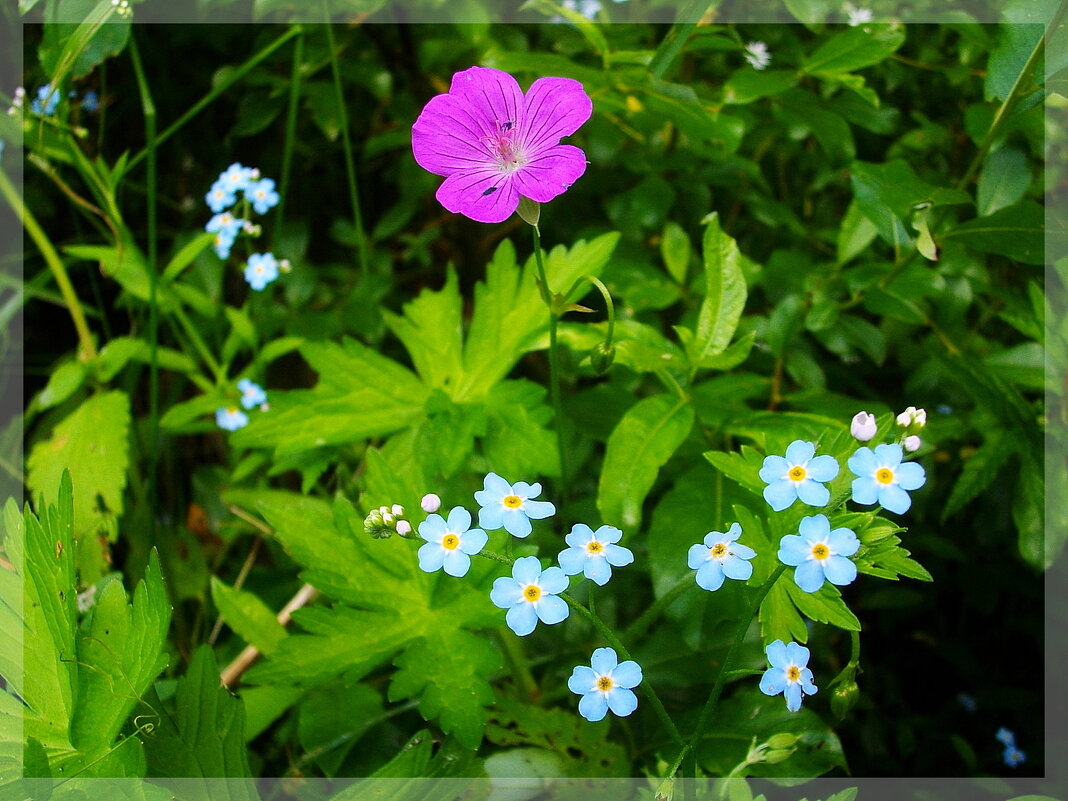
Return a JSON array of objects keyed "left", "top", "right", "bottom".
[
  {"left": 942, "top": 434, "right": 1015, "bottom": 522},
  {"left": 40, "top": 0, "right": 130, "bottom": 81},
  {"left": 704, "top": 446, "right": 772, "bottom": 498},
  {"left": 597, "top": 394, "right": 694, "bottom": 529},
  {"left": 27, "top": 391, "right": 130, "bottom": 581},
  {"left": 784, "top": 580, "right": 861, "bottom": 631},
  {"left": 382, "top": 268, "right": 464, "bottom": 391},
  {"left": 210, "top": 577, "right": 287, "bottom": 656},
  {"left": 759, "top": 579, "right": 808, "bottom": 645},
  {"left": 144, "top": 645, "right": 256, "bottom": 796}
]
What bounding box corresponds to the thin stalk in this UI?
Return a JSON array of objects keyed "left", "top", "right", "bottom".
[
  {"left": 323, "top": 7, "right": 370, "bottom": 276},
  {"left": 562, "top": 592, "right": 683, "bottom": 744},
  {"left": 499, "top": 628, "right": 540, "bottom": 702},
  {"left": 126, "top": 27, "right": 303, "bottom": 172},
  {"left": 128, "top": 34, "right": 160, "bottom": 532},
  {"left": 582, "top": 274, "right": 616, "bottom": 344},
  {"left": 667, "top": 564, "right": 787, "bottom": 779},
  {"left": 0, "top": 169, "right": 97, "bottom": 361},
  {"left": 532, "top": 225, "right": 568, "bottom": 497},
  {"left": 648, "top": 0, "right": 720, "bottom": 79},
  {"left": 624, "top": 572, "right": 694, "bottom": 642},
  {"left": 275, "top": 29, "right": 305, "bottom": 240},
  {"left": 172, "top": 305, "right": 224, "bottom": 383}
]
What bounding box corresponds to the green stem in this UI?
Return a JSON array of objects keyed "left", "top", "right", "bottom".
[
  {"left": 648, "top": 0, "right": 720, "bottom": 79},
  {"left": 172, "top": 305, "right": 224, "bottom": 383},
  {"left": 275, "top": 29, "right": 305, "bottom": 242},
  {"left": 562, "top": 592, "right": 683, "bottom": 744},
  {"left": 126, "top": 27, "right": 303, "bottom": 173},
  {"left": 532, "top": 225, "right": 568, "bottom": 499},
  {"left": 323, "top": 7, "right": 370, "bottom": 277},
  {"left": 667, "top": 564, "right": 787, "bottom": 779},
  {"left": 128, "top": 33, "right": 160, "bottom": 533},
  {"left": 624, "top": 572, "right": 695, "bottom": 642},
  {"left": 500, "top": 628, "right": 540, "bottom": 702},
  {"left": 0, "top": 169, "right": 97, "bottom": 361},
  {"left": 583, "top": 274, "right": 616, "bottom": 344}
]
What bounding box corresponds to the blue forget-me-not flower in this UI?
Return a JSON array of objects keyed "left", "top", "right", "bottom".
[
  {"left": 237, "top": 378, "right": 267, "bottom": 410},
  {"left": 558, "top": 523, "right": 633, "bottom": 586},
  {"left": 244, "top": 252, "right": 279, "bottom": 291},
  {"left": 417, "top": 506, "right": 487, "bottom": 578},
  {"left": 568, "top": 647, "right": 642, "bottom": 722},
  {"left": 687, "top": 522, "right": 755, "bottom": 592},
  {"left": 247, "top": 177, "right": 279, "bottom": 215},
  {"left": 848, "top": 443, "right": 925, "bottom": 514},
  {"left": 490, "top": 556, "right": 569, "bottom": 636},
  {"left": 475, "top": 472, "right": 555, "bottom": 538},
  {"left": 759, "top": 640, "right": 817, "bottom": 712},
  {"left": 216, "top": 406, "right": 249, "bottom": 431},
  {"left": 759, "top": 440, "right": 839, "bottom": 512},
  {"left": 778, "top": 514, "right": 859, "bottom": 593}
]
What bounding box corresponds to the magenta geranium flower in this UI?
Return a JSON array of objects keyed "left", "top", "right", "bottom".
[{"left": 412, "top": 66, "right": 593, "bottom": 224}]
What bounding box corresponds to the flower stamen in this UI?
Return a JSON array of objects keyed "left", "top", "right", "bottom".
[{"left": 523, "top": 584, "right": 542, "bottom": 602}]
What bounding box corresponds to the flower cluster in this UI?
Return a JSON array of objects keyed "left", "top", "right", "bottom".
[
  {"left": 996, "top": 728, "right": 1026, "bottom": 768},
  {"left": 215, "top": 378, "right": 268, "bottom": 432},
  {"left": 203, "top": 163, "right": 289, "bottom": 291},
  {"left": 744, "top": 41, "right": 772, "bottom": 71},
  {"left": 365, "top": 504, "right": 411, "bottom": 539}
]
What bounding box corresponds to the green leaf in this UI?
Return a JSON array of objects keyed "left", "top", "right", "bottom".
[
  {"left": 298, "top": 680, "right": 382, "bottom": 776},
  {"left": 27, "top": 391, "right": 131, "bottom": 581},
  {"left": 162, "top": 232, "right": 217, "bottom": 282},
  {"left": 760, "top": 579, "right": 809, "bottom": 644},
  {"left": 803, "top": 24, "right": 906, "bottom": 76},
  {"left": 678, "top": 213, "right": 747, "bottom": 372},
  {"left": 525, "top": 0, "right": 608, "bottom": 56},
  {"left": 597, "top": 394, "right": 694, "bottom": 529},
  {"left": 382, "top": 268, "right": 464, "bottom": 391},
  {"left": 34, "top": 360, "right": 88, "bottom": 411},
  {"left": 941, "top": 433, "right": 1015, "bottom": 522},
  {"left": 943, "top": 200, "right": 1045, "bottom": 265},
  {"left": 703, "top": 445, "right": 768, "bottom": 497},
  {"left": 96, "top": 336, "right": 197, "bottom": 381},
  {"left": 660, "top": 221, "right": 691, "bottom": 284},
  {"left": 784, "top": 581, "right": 861, "bottom": 631},
  {"left": 210, "top": 577, "right": 287, "bottom": 656},
  {"left": 723, "top": 69, "right": 799, "bottom": 105},
  {"left": 40, "top": 0, "right": 130, "bottom": 81},
  {"left": 230, "top": 339, "right": 430, "bottom": 455},
  {"left": 977, "top": 147, "right": 1031, "bottom": 216},
  {"left": 144, "top": 645, "right": 256, "bottom": 796}
]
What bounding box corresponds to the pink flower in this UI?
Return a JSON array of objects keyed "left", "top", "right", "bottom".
[{"left": 412, "top": 66, "right": 593, "bottom": 224}]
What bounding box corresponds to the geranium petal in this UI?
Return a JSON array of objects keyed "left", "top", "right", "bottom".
[
  {"left": 448, "top": 66, "right": 525, "bottom": 135},
  {"left": 511, "top": 144, "right": 588, "bottom": 203},
  {"left": 412, "top": 94, "right": 496, "bottom": 176},
  {"left": 435, "top": 168, "right": 520, "bottom": 224},
  {"left": 506, "top": 602, "right": 538, "bottom": 636},
  {"left": 519, "top": 76, "right": 593, "bottom": 154}
]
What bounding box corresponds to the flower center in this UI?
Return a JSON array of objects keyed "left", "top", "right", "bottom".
[
  {"left": 596, "top": 675, "right": 614, "bottom": 692},
  {"left": 485, "top": 121, "right": 525, "bottom": 172},
  {"left": 503, "top": 495, "right": 523, "bottom": 509},
  {"left": 586, "top": 541, "right": 604, "bottom": 555},
  {"left": 875, "top": 467, "right": 895, "bottom": 484},
  {"left": 811, "top": 543, "right": 830, "bottom": 560},
  {"left": 523, "top": 584, "right": 541, "bottom": 603},
  {"left": 711, "top": 543, "right": 728, "bottom": 559},
  {"left": 227, "top": 406, "right": 239, "bottom": 415},
  {"left": 442, "top": 533, "right": 460, "bottom": 550},
  {"left": 788, "top": 465, "right": 807, "bottom": 482},
  {"left": 786, "top": 665, "right": 801, "bottom": 682}
]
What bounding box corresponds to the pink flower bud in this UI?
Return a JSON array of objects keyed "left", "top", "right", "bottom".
[
  {"left": 904, "top": 435, "right": 921, "bottom": 452},
  {"left": 850, "top": 411, "right": 877, "bottom": 442},
  {"left": 396, "top": 520, "right": 412, "bottom": 537},
  {"left": 421, "top": 493, "right": 441, "bottom": 513}
]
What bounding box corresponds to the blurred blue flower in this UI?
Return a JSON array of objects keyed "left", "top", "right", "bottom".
[
  {"left": 219, "top": 162, "right": 255, "bottom": 193},
  {"left": 561, "top": 0, "right": 602, "bottom": 19},
  {"left": 957, "top": 693, "right": 977, "bottom": 712},
  {"left": 206, "top": 211, "right": 243, "bottom": 238},
  {"left": 417, "top": 506, "right": 487, "bottom": 578},
  {"left": 759, "top": 639, "right": 817, "bottom": 712},
  {"left": 247, "top": 177, "right": 279, "bottom": 215},
  {"left": 1003, "top": 745, "right": 1026, "bottom": 768},
  {"left": 687, "top": 522, "right": 755, "bottom": 592},
  {"left": 995, "top": 727, "right": 1015, "bottom": 747},
  {"left": 81, "top": 90, "right": 99, "bottom": 113},
  {"left": 490, "top": 556, "right": 569, "bottom": 636},
  {"left": 848, "top": 443, "right": 925, "bottom": 514},
  {"left": 568, "top": 647, "right": 642, "bottom": 722},
  {"left": 31, "top": 84, "right": 60, "bottom": 116},
  {"left": 778, "top": 514, "right": 859, "bottom": 593},
  {"left": 244, "top": 252, "right": 279, "bottom": 291},
  {"left": 206, "top": 180, "right": 237, "bottom": 213},
  {"left": 237, "top": 378, "right": 267, "bottom": 410},
  {"left": 759, "top": 440, "right": 839, "bottom": 511},
  {"left": 475, "top": 472, "right": 555, "bottom": 538},
  {"left": 558, "top": 523, "right": 633, "bottom": 586},
  {"left": 216, "top": 406, "right": 248, "bottom": 431}
]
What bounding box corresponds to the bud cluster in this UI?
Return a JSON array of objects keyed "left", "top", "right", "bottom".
[
  {"left": 364, "top": 503, "right": 411, "bottom": 539},
  {"left": 851, "top": 406, "right": 926, "bottom": 452}
]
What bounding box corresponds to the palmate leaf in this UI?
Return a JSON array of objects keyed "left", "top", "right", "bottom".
[
  {"left": 0, "top": 473, "right": 172, "bottom": 779},
  {"left": 227, "top": 489, "right": 503, "bottom": 749}
]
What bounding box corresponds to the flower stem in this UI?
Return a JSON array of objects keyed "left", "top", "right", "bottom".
[
  {"left": 275, "top": 28, "right": 305, "bottom": 242},
  {"left": 0, "top": 169, "right": 97, "bottom": 361},
  {"left": 531, "top": 224, "right": 569, "bottom": 503},
  {"left": 582, "top": 273, "right": 616, "bottom": 345},
  {"left": 562, "top": 592, "right": 683, "bottom": 744},
  {"left": 499, "top": 627, "right": 540, "bottom": 703},
  {"left": 666, "top": 563, "right": 787, "bottom": 779},
  {"left": 623, "top": 572, "right": 695, "bottom": 642}
]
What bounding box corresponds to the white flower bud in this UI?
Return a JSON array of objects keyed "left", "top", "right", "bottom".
[
  {"left": 850, "top": 411, "right": 877, "bottom": 442},
  {"left": 396, "top": 520, "right": 412, "bottom": 537},
  {"left": 421, "top": 493, "right": 441, "bottom": 513},
  {"left": 904, "top": 435, "right": 921, "bottom": 452},
  {"left": 913, "top": 408, "right": 927, "bottom": 427},
  {"left": 896, "top": 410, "right": 911, "bottom": 426},
  {"left": 382, "top": 513, "right": 395, "bottom": 525},
  {"left": 391, "top": 504, "right": 405, "bottom": 516}
]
